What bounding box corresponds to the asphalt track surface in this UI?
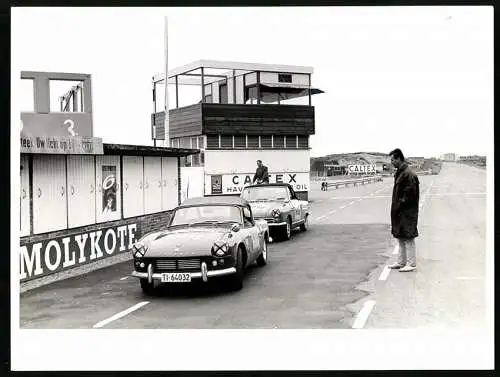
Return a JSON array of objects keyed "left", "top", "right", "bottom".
[{"left": 20, "top": 163, "right": 486, "bottom": 329}]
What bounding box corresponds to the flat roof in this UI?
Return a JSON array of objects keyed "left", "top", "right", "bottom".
[
  {"left": 103, "top": 143, "right": 199, "bottom": 157},
  {"left": 153, "top": 59, "right": 314, "bottom": 84},
  {"left": 178, "top": 195, "right": 249, "bottom": 208}
]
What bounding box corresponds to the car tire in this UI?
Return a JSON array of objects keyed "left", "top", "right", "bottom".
[
  {"left": 228, "top": 247, "right": 244, "bottom": 291},
  {"left": 282, "top": 217, "right": 292, "bottom": 241},
  {"left": 300, "top": 215, "right": 309, "bottom": 232},
  {"left": 256, "top": 236, "right": 268, "bottom": 267},
  {"left": 140, "top": 279, "right": 156, "bottom": 296}
]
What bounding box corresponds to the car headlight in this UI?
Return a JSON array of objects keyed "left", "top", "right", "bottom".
[
  {"left": 212, "top": 240, "right": 230, "bottom": 257},
  {"left": 132, "top": 242, "right": 148, "bottom": 258},
  {"left": 271, "top": 208, "right": 281, "bottom": 218}
]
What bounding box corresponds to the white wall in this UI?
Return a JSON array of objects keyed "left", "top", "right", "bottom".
[
  {"left": 260, "top": 72, "right": 309, "bottom": 86},
  {"left": 204, "top": 149, "right": 310, "bottom": 174},
  {"left": 180, "top": 166, "right": 205, "bottom": 203}
]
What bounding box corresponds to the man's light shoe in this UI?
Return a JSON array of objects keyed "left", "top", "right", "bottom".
[
  {"left": 388, "top": 263, "right": 404, "bottom": 269},
  {"left": 399, "top": 265, "right": 416, "bottom": 272}
]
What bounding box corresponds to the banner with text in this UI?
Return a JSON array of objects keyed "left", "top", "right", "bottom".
[
  {"left": 20, "top": 222, "right": 140, "bottom": 282},
  {"left": 20, "top": 135, "right": 103, "bottom": 155},
  {"left": 206, "top": 172, "right": 310, "bottom": 194}
]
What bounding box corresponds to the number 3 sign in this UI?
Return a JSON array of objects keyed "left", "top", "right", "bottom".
[{"left": 63, "top": 119, "right": 78, "bottom": 136}]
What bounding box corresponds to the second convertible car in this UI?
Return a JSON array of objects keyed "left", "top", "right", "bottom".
[
  {"left": 240, "top": 183, "right": 310, "bottom": 241},
  {"left": 130, "top": 196, "right": 270, "bottom": 294}
]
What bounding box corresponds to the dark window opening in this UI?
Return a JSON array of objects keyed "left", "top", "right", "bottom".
[
  {"left": 220, "top": 135, "right": 233, "bottom": 149},
  {"left": 298, "top": 135, "right": 309, "bottom": 148},
  {"left": 278, "top": 74, "right": 292, "bottom": 83},
  {"left": 234, "top": 135, "right": 246, "bottom": 148},
  {"left": 273, "top": 135, "right": 285, "bottom": 148},
  {"left": 285, "top": 135, "right": 297, "bottom": 148},
  {"left": 207, "top": 135, "right": 219, "bottom": 149},
  {"left": 245, "top": 86, "right": 258, "bottom": 104},
  {"left": 247, "top": 135, "right": 259, "bottom": 148},
  {"left": 261, "top": 135, "right": 272, "bottom": 148},
  {"left": 219, "top": 83, "right": 228, "bottom": 104}
]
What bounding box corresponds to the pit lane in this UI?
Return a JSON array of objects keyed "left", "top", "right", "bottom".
[{"left": 20, "top": 164, "right": 486, "bottom": 329}]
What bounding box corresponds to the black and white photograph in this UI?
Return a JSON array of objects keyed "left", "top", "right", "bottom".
[{"left": 11, "top": 5, "right": 493, "bottom": 372}]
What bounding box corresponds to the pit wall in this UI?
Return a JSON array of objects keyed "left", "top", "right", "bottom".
[{"left": 19, "top": 210, "right": 173, "bottom": 283}]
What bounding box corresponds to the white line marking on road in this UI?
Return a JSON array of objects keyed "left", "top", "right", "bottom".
[
  {"left": 93, "top": 301, "right": 150, "bottom": 328},
  {"left": 316, "top": 215, "right": 326, "bottom": 220},
  {"left": 349, "top": 201, "right": 355, "bottom": 205},
  {"left": 456, "top": 277, "right": 482, "bottom": 280},
  {"left": 352, "top": 300, "right": 376, "bottom": 329},
  {"left": 427, "top": 192, "right": 486, "bottom": 197},
  {"left": 120, "top": 276, "right": 128, "bottom": 280},
  {"left": 378, "top": 266, "right": 391, "bottom": 281},
  {"left": 339, "top": 205, "right": 346, "bottom": 209},
  {"left": 328, "top": 210, "right": 336, "bottom": 215}
]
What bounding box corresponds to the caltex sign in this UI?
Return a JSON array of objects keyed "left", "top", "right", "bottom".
[{"left": 205, "top": 172, "right": 310, "bottom": 195}]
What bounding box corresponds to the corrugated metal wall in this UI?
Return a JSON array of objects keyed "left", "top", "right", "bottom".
[
  {"left": 22, "top": 154, "right": 181, "bottom": 237},
  {"left": 161, "top": 157, "right": 178, "bottom": 211},
  {"left": 67, "top": 155, "right": 96, "bottom": 228},
  {"left": 122, "top": 156, "right": 144, "bottom": 218},
  {"left": 20, "top": 155, "right": 31, "bottom": 236},
  {"left": 144, "top": 157, "right": 163, "bottom": 214},
  {"left": 32, "top": 155, "right": 67, "bottom": 234}
]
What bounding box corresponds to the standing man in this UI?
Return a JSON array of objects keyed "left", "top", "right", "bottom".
[
  {"left": 388, "top": 148, "right": 420, "bottom": 272},
  {"left": 253, "top": 160, "right": 270, "bottom": 184}
]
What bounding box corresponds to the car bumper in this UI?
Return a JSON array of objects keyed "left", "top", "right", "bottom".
[
  {"left": 131, "top": 262, "right": 236, "bottom": 283},
  {"left": 254, "top": 218, "right": 287, "bottom": 227}
]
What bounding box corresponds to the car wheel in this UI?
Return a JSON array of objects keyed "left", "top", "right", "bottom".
[
  {"left": 282, "top": 217, "right": 292, "bottom": 241},
  {"left": 300, "top": 215, "right": 309, "bottom": 232},
  {"left": 140, "top": 279, "right": 156, "bottom": 296},
  {"left": 256, "top": 236, "right": 268, "bottom": 266},
  {"left": 228, "top": 247, "right": 244, "bottom": 291}
]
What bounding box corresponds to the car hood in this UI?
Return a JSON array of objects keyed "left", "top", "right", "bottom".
[
  {"left": 247, "top": 200, "right": 284, "bottom": 217},
  {"left": 139, "top": 227, "right": 231, "bottom": 258}
]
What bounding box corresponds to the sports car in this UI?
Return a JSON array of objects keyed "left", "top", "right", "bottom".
[
  {"left": 240, "top": 183, "right": 310, "bottom": 241},
  {"left": 130, "top": 196, "right": 270, "bottom": 294}
]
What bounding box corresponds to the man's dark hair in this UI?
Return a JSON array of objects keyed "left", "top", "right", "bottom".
[
  {"left": 389, "top": 148, "right": 405, "bottom": 162},
  {"left": 257, "top": 159, "right": 262, "bottom": 163}
]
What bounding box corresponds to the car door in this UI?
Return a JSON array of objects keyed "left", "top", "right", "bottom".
[
  {"left": 288, "top": 186, "right": 302, "bottom": 223},
  {"left": 243, "top": 206, "right": 261, "bottom": 259}
]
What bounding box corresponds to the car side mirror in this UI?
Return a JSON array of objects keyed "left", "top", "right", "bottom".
[{"left": 231, "top": 223, "right": 241, "bottom": 233}]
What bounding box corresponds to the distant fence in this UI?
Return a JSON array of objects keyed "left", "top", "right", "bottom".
[{"left": 318, "top": 175, "right": 383, "bottom": 190}]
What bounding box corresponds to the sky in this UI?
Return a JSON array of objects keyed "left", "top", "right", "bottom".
[{"left": 12, "top": 6, "right": 493, "bottom": 158}]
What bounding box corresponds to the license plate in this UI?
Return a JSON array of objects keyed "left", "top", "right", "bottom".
[{"left": 161, "top": 273, "right": 191, "bottom": 283}]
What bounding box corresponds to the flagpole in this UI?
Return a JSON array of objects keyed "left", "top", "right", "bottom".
[{"left": 163, "top": 16, "right": 170, "bottom": 147}]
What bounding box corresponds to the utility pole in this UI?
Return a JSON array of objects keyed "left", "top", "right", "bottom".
[{"left": 163, "top": 16, "right": 170, "bottom": 147}]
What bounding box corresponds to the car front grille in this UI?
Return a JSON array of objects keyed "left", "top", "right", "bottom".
[{"left": 154, "top": 258, "right": 202, "bottom": 271}]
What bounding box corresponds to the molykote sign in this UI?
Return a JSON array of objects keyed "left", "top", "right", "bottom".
[
  {"left": 20, "top": 222, "right": 138, "bottom": 282},
  {"left": 21, "top": 112, "right": 93, "bottom": 137},
  {"left": 20, "top": 135, "right": 103, "bottom": 154},
  {"left": 205, "top": 172, "right": 310, "bottom": 194}
]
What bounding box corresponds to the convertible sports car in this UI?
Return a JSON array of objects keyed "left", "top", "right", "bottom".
[
  {"left": 240, "top": 183, "right": 310, "bottom": 241},
  {"left": 130, "top": 196, "right": 270, "bottom": 294}
]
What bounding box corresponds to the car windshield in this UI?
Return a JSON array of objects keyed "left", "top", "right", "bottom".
[
  {"left": 170, "top": 205, "right": 242, "bottom": 227},
  {"left": 241, "top": 186, "right": 289, "bottom": 201}
]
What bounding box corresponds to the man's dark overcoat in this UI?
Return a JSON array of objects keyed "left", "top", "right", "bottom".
[{"left": 391, "top": 163, "right": 420, "bottom": 239}]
